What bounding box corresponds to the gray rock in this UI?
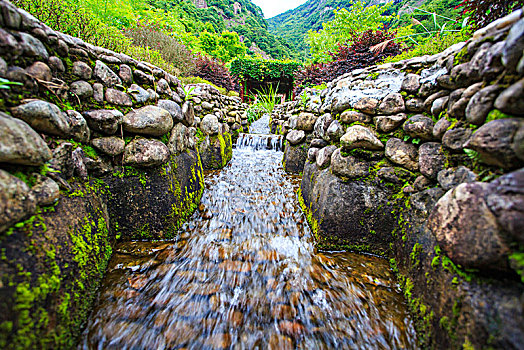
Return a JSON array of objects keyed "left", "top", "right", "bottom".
[
  {"left": 0, "top": 28, "right": 22, "bottom": 58},
  {"left": 431, "top": 96, "right": 449, "bottom": 117},
  {"left": 307, "top": 147, "right": 319, "bottom": 162},
  {"left": 448, "top": 83, "right": 483, "bottom": 118},
  {"left": 19, "top": 32, "right": 48, "bottom": 60},
  {"left": 283, "top": 142, "right": 308, "bottom": 174},
  {"left": 414, "top": 175, "right": 433, "bottom": 191},
  {"left": 494, "top": 78, "right": 524, "bottom": 116},
  {"left": 377, "top": 167, "right": 403, "bottom": 184},
  {"left": 0, "top": 112, "right": 52, "bottom": 165},
  {"left": 466, "top": 85, "right": 503, "bottom": 125},
  {"left": 433, "top": 117, "right": 452, "bottom": 140},
  {"left": 30, "top": 176, "right": 59, "bottom": 206},
  {"left": 310, "top": 139, "right": 328, "bottom": 148},
  {"left": 168, "top": 123, "right": 190, "bottom": 154},
  {"left": 385, "top": 138, "right": 418, "bottom": 171},
  {"left": 84, "top": 156, "right": 112, "bottom": 177},
  {"left": 147, "top": 88, "right": 159, "bottom": 102},
  {"left": 428, "top": 182, "right": 511, "bottom": 271},
  {"left": 119, "top": 64, "right": 133, "bottom": 84},
  {"left": 156, "top": 78, "right": 171, "bottom": 95},
  {"left": 72, "top": 61, "right": 92, "bottom": 80},
  {"left": 49, "top": 143, "right": 73, "bottom": 178},
  {"left": 105, "top": 88, "right": 132, "bottom": 106},
  {"left": 134, "top": 69, "right": 154, "bottom": 85},
  {"left": 403, "top": 114, "right": 435, "bottom": 141},
  {"left": 330, "top": 148, "right": 370, "bottom": 179},
  {"left": 0, "top": 169, "right": 36, "bottom": 233},
  {"left": 123, "top": 139, "right": 170, "bottom": 167},
  {"left": 405, "top": 97, "right": 424, "bottom": 112},
  {"left": 313, "top": 113, "right": 333, "bottom": 140},
  {"left": 93, "top": 83, "right": 104, "bottom": 103},
  {"left": 94, "top": 60, "right": 122, "bottom": 87},
  {"left": 340, "top": 125, "right": 384, "bottom": 151},
  {"left": 437, "top": 166, "right": 477, "bottom": 190},
  {"left": 326, "top": 120, "right": 344, "bottom": 142},
  {"left": 339, "top": 110, "right": 372, "bottom": 124},
  {"left": 296, "top": 112, "right": 318, "bottom": 131},
  {"left": 436, "top": 74, "right": 456, "bottom": 89},
  {"left": 25, "top": 61, "right": 51, "bottom": 81},
  {"left": 158, "top": 99, "right": 183, "bottom": 123},
  {"left": 377, "top": 93, "right": 405, "bottom": 115},
  {"left": 1, "top": 3, "right": 22, "bottom": 28},
  {"left": 418, "top": 142, "right": 445, "bottom": 179},
  {"left": 83, "top": 109, "right": 123, "bottom": 135},
  {"left": 424, "top": 91, "right": 449, "bottom": 112},
  {"left": 0, "top": 57, "right": 7, "bottom": 77},
  {"left": 286, "top": 130, "right": 305, "bottom": 145},
  {"left": 375, "top": 113, "right": 406, "bottom": 133},
  {"left": 70, "top": 80, "right": 93, "bottom": 99},
  {"left": 129, "top": 84, "right": 150, "bottom": 103},
  {"left": 201, "top": 114, "right": 220, "bottom": 135},
  {"left": 123, "top": 106, "right": 173, "bottom": 136},
  {"left": 11, "top": 100, "right": 70, "bottom": 136},
  {"left": 91, "top": 137, "right": 125, "bottom": 156},
  {"left": 401, "top": 74, "right": 420, "bottom": 93},
  {"left": 488, "top": 168, "right": 524, "bottom": 245},
  {"left": 354, "top": 97, "right": 379, "bottom": 114},
  {"left": 442, "top": 127, "right": 472, "bottom": 151},
  {"left": 464, "top": 119, "right": 524, "bottom": 169},
  {"left": 182, "top": 101, "right": 195, "bottom": 127},
  {"left": 201, "top": 101, "right": 213, "bottom": 110},
  {"left": 65, "top": 110, "right": 90, "bottom": 143},
  {"left": 316, "top": 145, "right": 337, "bottom": 169},
  {"left": 502, "top": 17, "right": 524, "bottom": 71}
]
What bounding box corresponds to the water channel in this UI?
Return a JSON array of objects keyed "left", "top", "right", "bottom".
[{"left": 81, "top": 116, "right": 418, "bottom": 349}]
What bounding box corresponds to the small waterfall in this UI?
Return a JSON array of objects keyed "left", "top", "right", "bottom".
[
  {"left": 248, "top": 114, "right": 271, "bottom": 134},
  {"left": 236, "top": 133, "right": 283, "bottom": 151}
]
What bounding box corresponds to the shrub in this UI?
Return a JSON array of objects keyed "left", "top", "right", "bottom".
[
  {"left": 190, "top": 55, "right": 236, "bottom": 92},
  {"left": 294, "top": 30, "right": 402, "bottom": 95},
  {"left": 13, "top": 0, "right": 177, "bottom": 75},
  {"left": 123, "top": 22, "right": 196, "bottom": 76},
  {"left": 458, "top": 0, "right": 523, "bottom": 30}
]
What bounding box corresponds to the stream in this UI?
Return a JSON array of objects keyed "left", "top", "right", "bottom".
[{"left": 81, "top": 116, "right": 418, "bottom": 349}]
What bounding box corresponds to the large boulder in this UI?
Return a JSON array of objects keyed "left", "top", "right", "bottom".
[
  {"left": 91, "top": 137, "right": 125, "bottom": 156},
  {"left": 403, "top": 114, "right": 435, "bottom": 141},
  {"left": 375, "top": 113, "right": 406, "bottom": 133},
  {"left": 377, "top": 93, "right": 405, "bottom": 115},
  {"left": 93, "top": 60, "right": 121, "bottom": 87},
  {"left": 286, "top": 130, "right": 305, "bottom": 146},
  {"left": 283, "top": 142, "right": 308, "bottom": 174},
  {"left": 464, "top": 119, "right": 524, "bottom": 169},
  {"left": 201, "top": 115, "right": 220, "bottom": 136},
  {"left": 340, "top": 125, "right": 384, "bottom": 151},
  {"left": 123, "top": 139, "right": 170, "bottom": 167},
  {"left": 83, "top": 109, "right": 123, "bottom": 135},
  {"left": 296, "top": 112, "right": 318, "bottom": 131},
  {"left": 198, "top": 133, "right": 233, "bottom": 169},
  {"left": 123, "top": 106, "right": 173, "bottom": 136},
  {"left": 418, "top": 142, "right": 445, "bottom": 179},
  {"left": 158, "top": 100, "right": 183, "bottom": 123},
  {"left": 313, "top": 113, "right": 333, "bottom": 140},
  {"left": 494, "top": 78, "right": 524, "bottom": 116},
  {"left": 428, "top": 182, "right": 511, "bottom": 271},
  {"left": 385, "top": 138, "right": 418, "bottom": 171},
  {"left": 0, "top": 112, "right": 52, "bottom": 166},
  {"left": 11, "top": 100, "right": 70, "bottom": 136}
]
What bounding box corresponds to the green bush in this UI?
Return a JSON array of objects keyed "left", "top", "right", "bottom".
[
  {"left": 383, "top": 30, "right": 470, "bottom": 63},
  {"left": 123, "top": 24, "right": 196, "bottom": 76}
]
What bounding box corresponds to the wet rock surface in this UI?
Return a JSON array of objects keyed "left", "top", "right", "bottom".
[{"left": 83, "top": 140, "right": 417, "bottom": 349}]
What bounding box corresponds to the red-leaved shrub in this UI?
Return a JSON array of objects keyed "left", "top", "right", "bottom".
[
  {"left": 294, "top": 30, "right": 402, "bottom": 95},
  {"left": 191, "top": 55, "right": 237, "bottom": 92},
  {"left": 457, "top": 0, "right": 523, "bottom": 30}
]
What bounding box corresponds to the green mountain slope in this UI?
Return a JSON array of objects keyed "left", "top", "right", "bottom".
[{"left": 267, "top": 0, "right": 354, "bottom": 58}]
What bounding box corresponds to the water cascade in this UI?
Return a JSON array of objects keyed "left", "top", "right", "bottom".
[{"left": 82, "top": 116, "right": 418, "bottom": 349}]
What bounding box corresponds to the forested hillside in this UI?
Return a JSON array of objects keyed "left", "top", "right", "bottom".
[{"left": 268, "top": 0, "right": 463, "bottom": 60}]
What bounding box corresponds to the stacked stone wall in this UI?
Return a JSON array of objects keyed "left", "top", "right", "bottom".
[
  {"left": 276, "top": 10, "right": 524, "bottom": 348},
  {"left": 0, "top": 1, "right": 244, "bottom": 347}
]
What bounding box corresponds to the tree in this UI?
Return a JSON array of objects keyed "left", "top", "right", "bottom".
[{"left": 307, "top": 1, "right": 394, "bottom": 63}]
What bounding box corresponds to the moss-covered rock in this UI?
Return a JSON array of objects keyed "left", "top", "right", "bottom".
[
  {"left": 105, "top": 149, "right": 204, "bottom": 240},
  {"left": 198, "top": 132, "right": 233, "bottom": 170},
  {"left": 0, "top": 180, "right": 112, "bottom": 349}
]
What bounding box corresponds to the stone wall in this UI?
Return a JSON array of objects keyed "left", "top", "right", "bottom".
[
  {"left": 0, "top": 1, "right": 243, "bottom": 347},
  {"left": 275, "top": 10, "right": 524, "bottom": 348}
]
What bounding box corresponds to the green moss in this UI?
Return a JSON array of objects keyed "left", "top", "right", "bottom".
[
  {"left": 485, "top": 109, "right": 513, "bottom": 123},
  {"left": 410, "top": 243, "right": 423, "bottom": 268},
  {"left": 509, "top": 252, "right": 524, "bottom": 283}
]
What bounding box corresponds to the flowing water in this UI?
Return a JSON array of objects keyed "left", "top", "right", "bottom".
[{"left": 81, "top": 122, "right": 419, "bottom": 349}]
